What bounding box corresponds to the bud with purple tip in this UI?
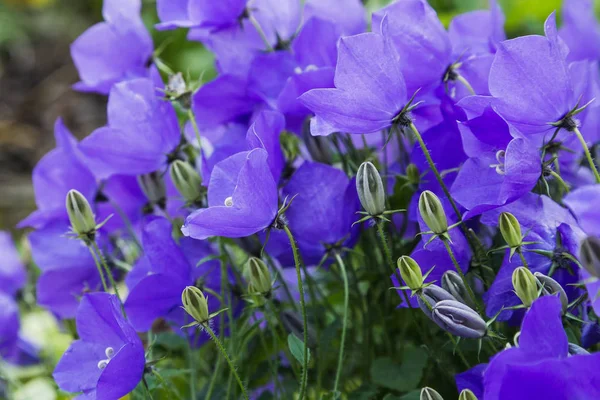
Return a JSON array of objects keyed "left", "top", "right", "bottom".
[{"left": 432, "top": 300, "right": 487, "bottom": 339}]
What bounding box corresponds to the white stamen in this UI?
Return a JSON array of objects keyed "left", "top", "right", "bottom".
[
  {"left": 97, "top": 359, "right": 109, "bottom": 370},
  {"left": 105, "top": 347, "right": 115, "bottom": 359},
  {"left": 224, "top": 196, "right": 234, "bottom": 207}
]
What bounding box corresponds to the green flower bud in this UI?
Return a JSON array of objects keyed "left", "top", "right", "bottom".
[
  {"left": 458, "top": 389, "right": 478, "bottom": 400},
  {"left": 499, "top": 212, "right": 522, "bottom": 249},
  {"left": 406, "top": 163, "right": 420, "bottom": 185},
  {"left": 245, "top": 257, "right": 272, "bottom": 295},
  {"left": 533, "top": 272, "right": 568, "bottom": 314},
  {"left": 418, "top": 190, "right": 448, "bottom": 235},
  {"left": 66, "top": 189, "right": 97, "bottom": 239},
  {"left": 397, "top": 256, "right": 423, "bottom": 291},
  {"left": 138, "top": 172, "right": 166, "bottom": 209},
  {"left": 580, "top": 236, "right": 600, "bottom": 278},
  {"left": 169, "top": 160, "right": 203, "bottom": 203},
  {"left": 512, "top": 267, "right": 538, "bottom": 307},
  {"left": 181, "top": 286, "right": 209, "bottom": 325},
  {"left": 356, "top": 161, "right": 386, "bottom": 216},
  {"left": 420, "top": 387, "right": 444, "bottom": 400}
]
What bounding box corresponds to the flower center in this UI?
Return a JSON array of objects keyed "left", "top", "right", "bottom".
[
  {"left": 224, "top": 196, "right": 234, "bottom": 207},
  {"left": 97, "top": 346, "right": 115, "bottom": 370},
  {"left": 489, "top": 150, "right": 506, "bottom": 175}
]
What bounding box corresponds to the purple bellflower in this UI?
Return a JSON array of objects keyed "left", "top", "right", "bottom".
[
  {"left": 559, "top": 0, "right": 600, "bottom": 62},
  {"left": 54, "top": 293, "right": 145, "bottom": 399},
  {"left": 483, "top": 295, "right": 600, "bottom": 399},
  {"left": 0, "top": 231, "right": 26, "bottom": 296},
  {"left": 182, "top": 148, "right": 279, "bottom": 239},
  {"left": 300, "top": 18, "right": 408, "bottom": 136},
  {"left": 156, "top": 0, "right": 247, "bottom": 31},
  {"left": 71, "top": 0, "right": 153, "bottom": 94}
]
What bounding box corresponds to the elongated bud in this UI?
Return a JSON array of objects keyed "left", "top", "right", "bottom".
[
  {"left": 181, "top": 286, "right": 209, "bottom": 325},
  {"left": 245, "top": 257, "right": 272, "bottom": 294},
  {"left": 397, "top": 256, "right": 423, "bottom": 291},
  {"left": 512, "top": 267, "right": 538, "bottom": 307},
  {"left": 580, "top": 236, "right": 600, "bottom": 278},
  {"left": 406, "top": 163, "right": 420, "bottom": 185},
  {"left": 420, "top": 387, "right": 444, "bottom": 400},
  {"left": 442, "top": 270, "right": 475, "bottom": 309},
  {"left": 418, "top": 284, "right": 455, "bottom": 319},
  {"left": 303, "top": 124, "right": 333, "bottom": 164},
  {"left": 356, "top": 161, "right": 386, "bottom": 216},
  {"left": 418, "top": 191, "right": 448, "bottom": 235},
  {"left": 170, "top": 160, "right": 203, "bottom": 203},
  {"left": 533, "top": 272, "right": 568, "bottom": 314},
  {"left": 499, "top": 212, "right": 522, "bottom": 249},
  {"left": 459, "top": 389, "right": 478, "bottom": 400},
  {"left": 432, "top": 300, "right": 487, "bottom": 339},
  {"left": 66, "top": 189, "right": 96, "bottom": 238},
  {"left": 568, "top": 343, "right": 589, "bottom": 356},
  {"left": 138, "top": 172, "right": 166, "bottom": 209}
]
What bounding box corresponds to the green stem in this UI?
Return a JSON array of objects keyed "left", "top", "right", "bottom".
[
  {"left": 91, "top": 241, "right": 125, "bottom": 311},
  {"left": 188, "top": 109, "right": 203, "bottom": 170},
  {"left": 205, "top": 349, "right": 222, "bottom": 400},
  {"left": 88, "top": 246, "right": 109, "bottom": 293},
  {"left": 409, "top": 123, "right": 463, "bottom": 223},
  {"left": 548, "top": 170, "right": 570, "bottom": 193},
  {"left": 517, "top": 249, "right": 529, "bottom": 270},
  {"left": 573, "top": 127, "right": 600, "bottom": 183},
  {"left": 282, "top": 225, "right": 309, "bottom": 400},
  {"left": 204, "top": 324, "right": 249, "bottom": 400},
  {"left": 333, "top": 252, "right": 350, "bottom": 396},
  {"left": 442, "top": 239, "right": 480, "bottom": 314}
]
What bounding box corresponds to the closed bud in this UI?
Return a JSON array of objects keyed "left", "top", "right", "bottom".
[
  {"left": 458, "top": 389, "right": 478, "bottom": 400},
  {"left": 397, "top": 256, "right": 423, "bottom": 291},
  {"left": 418, "top": 284, "right": 456, "bottom": 319},
  {"left": 420, "top": 387, "right": 444, "bottom": 400},
  {"left": 245, "top": 257, "right": 272, "bottom": 294},
  {"left": 138, "top": 172, "right": 166, "bottom": 209},
  {"left": 568, "top": 343, "right": 589, "bottom": 356},
  {"left": 170, "top": 160, "right": 203, "bottom": 203},
  {"left": 499, "top": 212, "right": 522, "bottom": 248},
  {"left": 66, "top": 189, "right": 97, "bottom": 238},
  {"left": 512, "top": 267, "right": 538, "bottom": 307},
  {"left": 181, "top": 286, "right": 209, "bottom": 325},
  {"left": 303, "top": 124, "right": 333, "bottom": 164},
  {"left": 406, "top": 163, "right": 420, "bottom": 184},
  {"left": 533, "top": 272, "right": 568, "bottom": 314},
  {"left": 356, "top": 161, "right": 386, "bottom": 216},
  {"left": 432, "top": 300, "right": 487, "bottom": 339},
  {"left": 580, "top": 236, "right": 600, "bottom": 278},
  {"left": 442, "top": 270, "right": 475, "bottom": 309},
  {"left": 418, "top": 190, "right": 448, "bottom": 235}
]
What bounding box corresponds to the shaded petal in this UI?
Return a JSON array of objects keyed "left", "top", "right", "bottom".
[
  {"left": 519, "top": 296, "right": 568, "bottom": 358},
  {"left": 142, "top": 217, "right": 191, "bottom": 280},
  {"left": 53, "top": 340, "right": 105, "bottom": 394},
  {"left": 96, "top": 341, "right": 145, "bottom": 400},
  {"left": 246, "top": 110, "right": 285, "bottom": 183}
]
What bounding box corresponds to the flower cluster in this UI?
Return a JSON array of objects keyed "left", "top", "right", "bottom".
[{"left": 10, "top": 0, "right": 600, "bottom": 399}]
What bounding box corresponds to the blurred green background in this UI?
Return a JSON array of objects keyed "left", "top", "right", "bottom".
[{"left": 0, "top": 0, "right": 579, "bottom": 231}]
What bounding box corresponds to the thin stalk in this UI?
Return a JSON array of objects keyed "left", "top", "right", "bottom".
[
  {"left": 204, "top": 345, "right": 222, "bottom": 400},
  {"left": 548, "top": 170, "right": 570, "bottom": 193},
  {"left": 442, "top": 239, "right": 481, "bottom": 314},
  {"left": 333, "top": 252, "right": 350, "bottom": 396},
  {"left": 188, "top": 109, "right": 203, "bottom": 170},
  {"left": 88, "top": 246, "right": 109, "bottom": 293},
  {"left": 517, "top": 249, "right": 529, "bottom": 270},
  {"left": 282, "top": 225, "right": 309, "bottom": 400},
  {"left": 573, "top": 127, "right": 600, "bottom": 183},
  {"left": 91, "top": 241, "right": 125, "bottom": 311},
  {"left": 248, "top": 14, "right": 274, "bottom": 51},
  {"left": 204, "top": 324, "right": 249, "bottom": 400}
]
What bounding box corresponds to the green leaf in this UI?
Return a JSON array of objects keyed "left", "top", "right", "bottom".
[
  {"left": 370, "top": 346, "right": 428, "bottom": 392},
  {"left": 287, "top": 333, "right": 311, "bottom": 365}
]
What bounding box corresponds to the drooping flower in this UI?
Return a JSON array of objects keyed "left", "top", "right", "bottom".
[
  {"left": 71, "top": 0, "right": 153, "bottom": 94},
  {"left": 54, "top": 293, "right": 145, "bottom": 399},
  {"left": 182, "top": 148, "right": 279, "bottom": 239},
  {"left": 483, "top": 296, "right": 600, "bottom": 399}
]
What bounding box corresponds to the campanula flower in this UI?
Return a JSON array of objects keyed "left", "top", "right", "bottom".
[
  {"left": 559, "top": 0, "right": 600, "bottom": 62},
  {"left": 0, "top": 232, "right": 26, "bottom": 296}
]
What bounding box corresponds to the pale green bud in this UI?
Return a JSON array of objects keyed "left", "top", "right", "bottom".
[
  {"left": 169, "top": 160, "right": 203, "bottom": 203},
  {"left": 66, "top": 189, "right": 96, "bottom": 238},
  {"left": 181, "top": 286, "right": 209, "bottom": 325},
  {"left": 420, "top": 387, "right": 444, "bottom": 400},
  {"left": 418, "top": 190, "right": 448, "bottom": 235},
  {"left": 512, "top": 267, "right": 538, "bottom": 307},
  {"left": 406, "top": 163, "right": 420, "bottom": 185},
  {"left": 499, "top": 212, "right": 522, "bottom": 249},
  {"left": 245, "top": 257, "right": 272, "bottom": 295},
  {"left": 534, "top": 272, "right": 568, "bottom": 314},
  {"left": 580, "top": 236, "right": 600, "bottom": 278},
  {"left": 397, "top": 256, "right": 423, "bottom": 291},
  {"left": 458, "top": 389, "right": 478, "bottom": 400},
  {"left": 137, "top": 172, "right": 166, "bottom": 208},
  {"left": 356, "top": 161, "right": 386, "bottom": 216}
]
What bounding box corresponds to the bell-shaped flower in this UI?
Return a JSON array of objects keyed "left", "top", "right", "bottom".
[
  {"left": 54, "top": 293, "right": 145, "bottom": 399},
  {"left": 0, "top": 232, "right": 26, "bottom": 296}
]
